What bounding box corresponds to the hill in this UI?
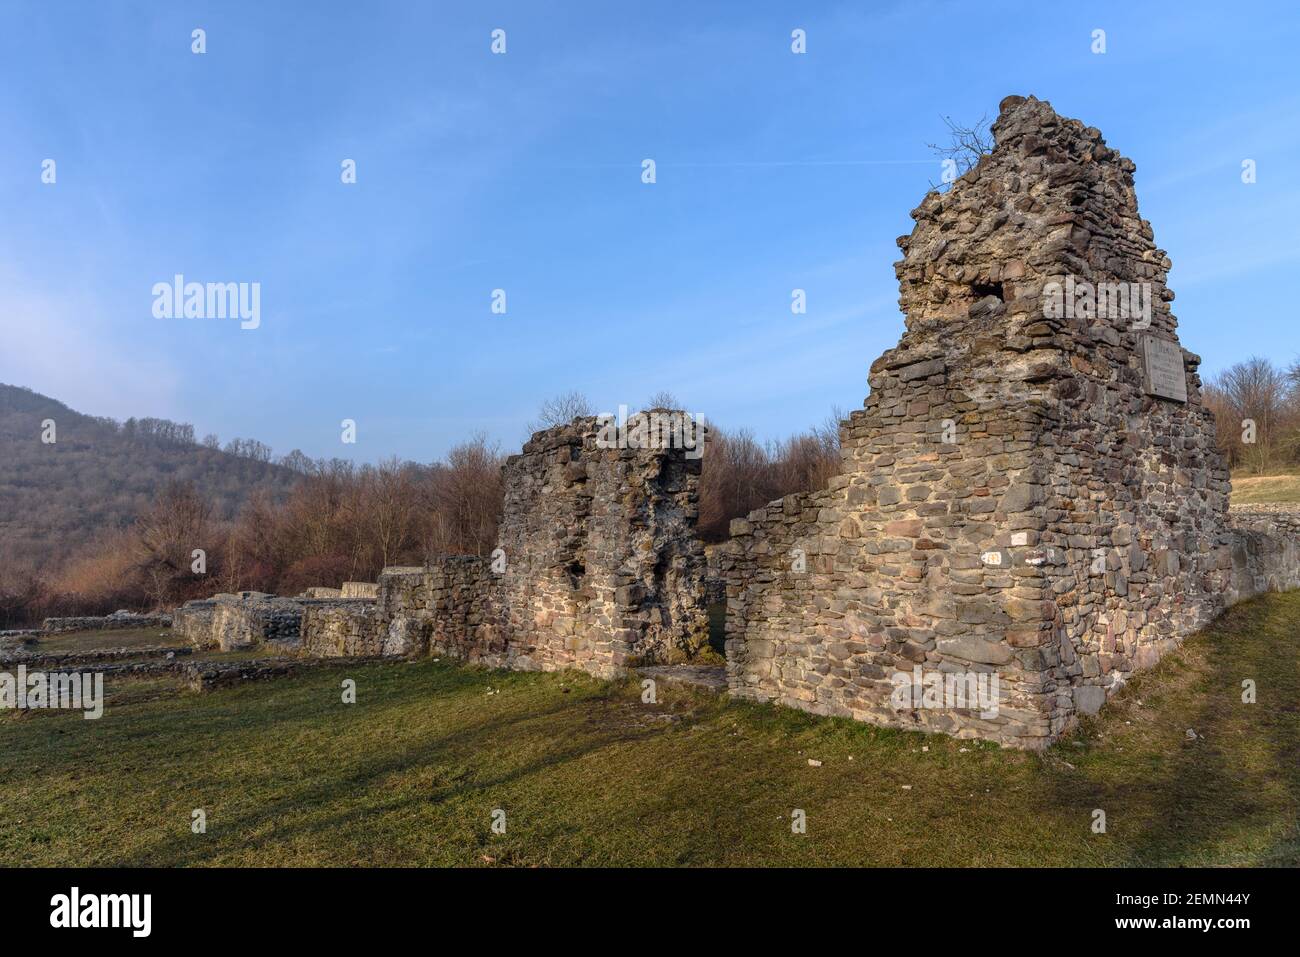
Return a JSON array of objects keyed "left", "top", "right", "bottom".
[{"left": 0, "top": 383, "right": 300, "bottom": 571}]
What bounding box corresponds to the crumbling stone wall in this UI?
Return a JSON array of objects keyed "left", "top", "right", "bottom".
[
  {"left": 211, "top": 596, "right": 306, "bottom": 651},
  {"left": 173, "top": 599, "right": 218, "bottom": 648},
  {"left": 722, "top": 95, "right": 1296, "bottom": 748},
  {"left": 302, "top": 560, "right": 502, "bottom": 659},
  {"left": 298, "top": 600, "right": 382, "bottom": 657},
  {"left": 295, "top": 415, "right": 709, "bottom": 678},
  {"left": 177, "top": 592, "right": 374, "bottom": 653},
  {"left": 378, "top": 559, "right": 503, "bottom": 660},
  {"left": 495, "top": 416, "right": 708, "bottom": 677},
  {"left": 1227, "top": 506, "right": 1300, "bottom": 601},
  {"left": 177, "top": 592, "right": 274, "bottom": 650}
]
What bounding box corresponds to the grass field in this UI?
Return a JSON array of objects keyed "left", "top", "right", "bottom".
[
  {"left": 1232, "top": 472, "right": 1300, "bottom": 505},
  {"left": 2, "top": 592, "right": 1298, "bottom": 867},
  {"left": 33, "top": 626, "right": 178, "bottom": 654}
]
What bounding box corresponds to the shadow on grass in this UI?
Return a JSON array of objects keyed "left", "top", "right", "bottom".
[
  {"left": 114, "top": 675, "right": 678, "bottom": 866},
  {"left": 1046, "top": 593, "right": 1300, "bottom": 866}
]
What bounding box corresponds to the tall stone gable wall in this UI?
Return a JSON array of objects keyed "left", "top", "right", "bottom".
[
  {"left": 299, "top": 416, "right": 709, "bottom": 678},
  {"left": 721, "top": 95, "right": 1239, "bottom": 748}
]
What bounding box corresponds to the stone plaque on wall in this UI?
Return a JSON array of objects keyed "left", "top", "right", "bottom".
[{"left": 1141, "top": 334, "right": 1187, "bottom": 403}]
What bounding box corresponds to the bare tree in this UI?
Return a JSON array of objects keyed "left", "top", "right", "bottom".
[
  {"left": 365, "top": 458, "right": 419, "bottom": 571},
  {"left": 133, "top": 480, "right": 213, "bottom": 607},
  {"left": 279, "top": 449, "right": 316, "bottom": 473},
  {"left": 645, "top": 390, "right": 681, "bottom": 410},
  {"left": 1214, "top": 357, "right": 1287, "bottom": 473},
  {"left": 426, "top": 434, "right": 504, "bottom": 558},
  {"left": 527, "top": 390, "right": 593, "bottom": 432},
  {"left": 927, "top": 114, "right": 993, "bottom": 187}
]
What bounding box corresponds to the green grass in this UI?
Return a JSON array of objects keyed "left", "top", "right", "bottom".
[
  {"left": 3, "top": 593, "right": 1299, "bottom": 867},
  {"left": 32, "top": 627, "right": 179, "bottom": 654},
  {"left": 23, "top": 628, "right": 279, "bottom": 664},
  {"left": 1232, "top": 472, "right": 1300, "bottom": 505}
]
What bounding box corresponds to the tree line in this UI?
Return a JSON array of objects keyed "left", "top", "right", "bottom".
[{"left": 1202, "top": 356, "right": 1300, "bottom": 473}]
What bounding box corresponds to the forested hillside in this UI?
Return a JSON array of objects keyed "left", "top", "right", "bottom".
[{"left": 0, "top": 383, "right": 299, "bottom": 571}]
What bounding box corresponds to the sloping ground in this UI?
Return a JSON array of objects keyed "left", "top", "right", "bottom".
[
  {"left": 2, "top": 593, "right": 1297, "bottom": 867},
  {"left": 1232, "top": 473, "right": 1300, "bottom": 505}
]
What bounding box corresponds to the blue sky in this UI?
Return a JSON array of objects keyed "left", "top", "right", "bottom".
[{"left": 2, "top": 0, "right": 1297, "bottom": 463}]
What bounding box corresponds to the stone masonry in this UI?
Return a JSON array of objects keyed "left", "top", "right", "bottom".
[
  {"left": 296, "top": 415, "right": 710, "bottom": 678},
  {"left": 720, "top": 95, "right": 1299, "bottom": 749},
  {"left": 1226, "top": 505, "right": 1300, "bottom": 602},
  {"left": 179, "top": 592, "right": 374, "bottom": 652},
  {"left": 42, "top": 611, "right": 172, "bottom": 634},
  {"left": 493, "top": 416, "right": 709, "bottom": 677}
]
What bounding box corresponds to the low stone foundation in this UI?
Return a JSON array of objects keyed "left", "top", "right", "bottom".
[
  {"left": 41, "top": 611, "right": 172, "bottom": 634},
  {"left": 0, "top": 646, "right": 191, "bottom": 673},
  {"left": 184, "top": 656, "right": 379, "bottom": 692}
]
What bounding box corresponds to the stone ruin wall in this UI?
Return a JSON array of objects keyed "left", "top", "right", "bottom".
[
  {"left": 177, "top": 592, "right": 378, "bottom": 653},
  {"left": 155, "top": 97, "right": 1298, "bottom": 750},
  {"left": 172, "top": 599, "right": 219, "bottom": 647},
  {"left": 341, "top": 581, "right": 379, "bottom": 599},
  {"left": 294, "top": 416, "right": 709, "bottom": 677},
  {"left": 721, "top": 95, "right": 1297, "bottom": 749},
  {"left": 299, "top": 560, "right": 499, "bottom": 660},
  {"left": 494, "top": 417, "right": 709, "bottom": 677},
  {"left": 298, "top": 599, "right": 382, "bottom": 657},
  {"left": 1227, "top": 505, "right": 1300, "bottom": 601},
  {"left": 42, "top": 611, "right": 172, "bottom": 634}
]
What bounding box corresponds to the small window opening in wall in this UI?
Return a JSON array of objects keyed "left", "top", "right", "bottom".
[
  {"left": 566, "top": 560, "right": 585, "bottom": 587},
  {"left": 971, "top": 280, "right": 1004, "bottom": 301}
]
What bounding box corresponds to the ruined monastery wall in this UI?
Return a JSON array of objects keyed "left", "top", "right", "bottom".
[
  {"left": 721, "top": 95, "right": 1285, "bottom": 748},
  {"left": 162, "top": 96, "right": 1299, "bottom": 751}
]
